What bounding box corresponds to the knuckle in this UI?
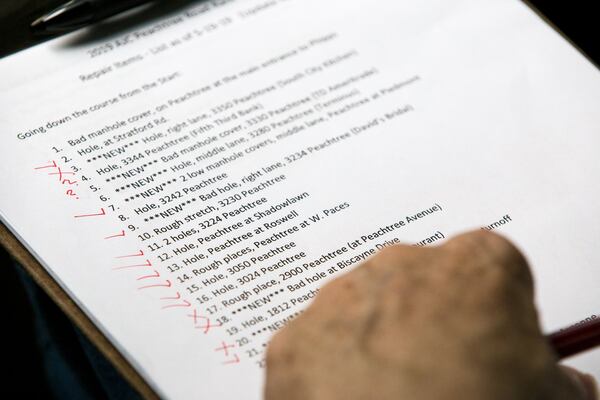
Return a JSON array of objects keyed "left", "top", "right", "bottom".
[
  {"left": 484, "top": 232, "right": 531, "bottom": 281},
  {"left": 446, "top": 230, "right": 531, "bottom": 278},
  {"left": 440, "top": 230, "right": 535, "bottom": 304}
]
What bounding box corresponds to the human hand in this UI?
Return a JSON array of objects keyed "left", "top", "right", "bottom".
[{"left": 265, "top": 230, "right": 598, "bottom": 400}]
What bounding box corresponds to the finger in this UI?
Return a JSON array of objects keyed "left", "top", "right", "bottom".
[
  {"left": 440, "top": 230, "right": 536, "bottom": 312},
  {"left": 443, "top": 230, "right": 532, "bottom": 284},
  {"left": 560, "top": 366, "right": 599, "bottom": 400}
]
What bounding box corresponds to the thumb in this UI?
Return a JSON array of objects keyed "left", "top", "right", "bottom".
[{"left": 561, "top": 366, "right": 599, "bottom": 400}]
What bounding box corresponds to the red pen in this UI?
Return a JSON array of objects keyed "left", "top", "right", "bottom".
[{"left": 548, "top": 317, "right": 600, "bottom": 359}]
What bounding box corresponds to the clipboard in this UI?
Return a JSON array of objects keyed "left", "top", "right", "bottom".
[
  {"left": 0, "top": 2, "right": 597, "bottom": 399},
  {"left": 0, "top": 222, "right": 159, "bottom": 399}
]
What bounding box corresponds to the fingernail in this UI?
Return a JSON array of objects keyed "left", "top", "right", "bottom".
[
  {"left": 577, "top": 373, "right": 599, "bottom": 400},
  {"left": 562, "top": 366, "right": 599, "bottom": 400},
  {"left": 568, "top": 370, "right": 599, "bottom": 400}
]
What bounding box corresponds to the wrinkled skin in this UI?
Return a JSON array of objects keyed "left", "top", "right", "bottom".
[{"left": 266, "top": 231, "right": 598, "bottom": 400}]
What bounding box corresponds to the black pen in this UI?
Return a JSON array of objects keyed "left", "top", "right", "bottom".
[{"left": 31, "top": 0, "right": 155, "bottom": 35}]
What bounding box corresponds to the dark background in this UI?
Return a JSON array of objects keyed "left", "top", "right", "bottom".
[{"left": 1, "top": 0, "right": 599, "bottom": 397}]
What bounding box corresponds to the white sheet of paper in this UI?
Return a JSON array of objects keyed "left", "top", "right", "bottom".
[{"left": 1, "top": 0, "right": 599, "bottom": 398}]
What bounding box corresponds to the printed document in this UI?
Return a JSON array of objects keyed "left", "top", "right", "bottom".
[{"left": 0, "top": 0, "right": 599, "bottom": 398}]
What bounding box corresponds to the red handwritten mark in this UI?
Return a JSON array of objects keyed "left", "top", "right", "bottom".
[
  {"left": 115, "top": 250, "right": 144, "bottom": 258},
  {"left": 138, "top": 280, "right": 171, "bottom": 290},
  {"left": 187, "top": 309, "right": 201, "bottom": 325},
  {"left": 48, "top": 167, "right": 74, "bottom": 180},
  {"left": 113, "top": 259, "right": 152, "bottom": 270},
  {"left": 65, "top": 189, "right": 79, "bottom": 199},
  {"left": 215, "top": 341, "right": 240, "bottom": 365},
  {"left": 222, "top": 354, "right": 240, "bottom": 365},
  {"left": 196, "top": 318, "right": 222, "bottom": 334},
  {"left": 51, "top": 167, "right": 80, "bottom": 198},
  {"left": 74, "top": 208, "right": 106, "bottom": 218},
  {"left": 35, "top": 161, "right": 80, "bottom": 200},
  {"left": 136, "top": 270, "right": 160, "bottom": 280},
  {"left": 215, "top": 341, "right": 236, "bottom": 356},
  {"left": 104, "top": 230, "right": 126, "bottom": 240},
  {"left": 160, "top": 292, "right": 181, "bottom": 300},
  {"left": 186, "top": 309, "right": 223, "bottom": 333},
  {"left": 161, "top": 300, "right": 192, "bottom": 309},
  {"left": 34, "top": 161, "right": 57, "bottom": 170}
]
